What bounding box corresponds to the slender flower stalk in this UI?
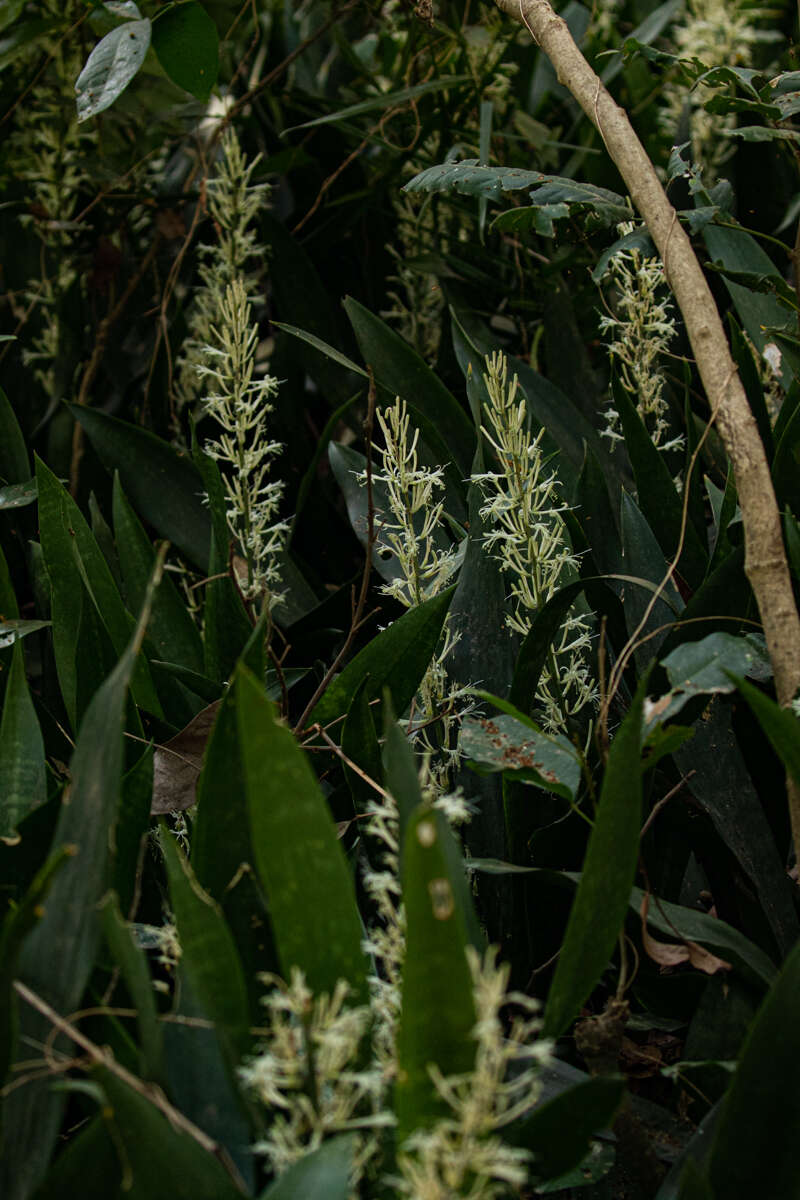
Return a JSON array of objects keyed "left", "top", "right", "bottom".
[
  {"left": 175, "top": 130, "right": 287, "bottom": 607},
  {"left": 238, "top": 970, "right": 390, "bottom": 1184},
  {"left": 200, "top": 278, "right": 288, "bottom": 606},
  {"left": 473, "top": 352, "right": 596, "bottom": 734},
  {"left": 598, "top": 222, "right": 681, "bottom": 453},
  {"left": 366, "top": 398, "right": 471, "bottom": 788},
  {"left": 175, "top": 130, "right": 268, "bottom": 413}
]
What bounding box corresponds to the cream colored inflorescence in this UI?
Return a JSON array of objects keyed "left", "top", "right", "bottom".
[
  {"left": 177, "top": 130, "right": 287, "bottom": 607},
  {"left": 367, "top": 397, "right": 472, "bottom": 790},
  {"left": 393, "top": 948, "right": 551, "bottom": 1199},
  {"left": 598, "top": 221, "right": 681, "bottom": 454},
  {"left": 472, "top": 352, "right": 596, "bottom": 734}
]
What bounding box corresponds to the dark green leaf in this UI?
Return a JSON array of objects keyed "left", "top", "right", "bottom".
[
  {"left": 0, "top": 640, "right": 46, "bottom": 840},
  {"left": 100, "top": 893, "right": 163, "bottom": 1083},
  {"left": 113, "top": 474, "right": 204, "bottom": 675},
  {"left": 344, "top": 297, "right": 474, "bottom": 481},
  {"left": 673, "top": 699, "right": 798, "bottom": 958},
  {"left": 91, "top": 1065, "right": 245, "bottom": 1199},
  {"left": 237, "top": 667, "right": 370, "bottom": 1001},
  {"left": 0, "top": 847, "right": 70, "bottom": 1095},
  {"left": 543, "top": 673, "right": 649, "bottom": 1039},
  {"left": 513, "top": 1076, "right": 626, "bottom": 1180},
  {"left": 310, "top": 585, "right": 455, "bottom": 730},
  {"left": 0, "top": 388, "right": 29, "bottom": 489},
  {"left": 707, "top": 938, "right": 800, "bottom": 1198},
  {"left": 461, "top": 711, "right": 581, "bottom": 802},
  {"left": 192, "top": 683, "right": 276, "bottom": 1016},
  {"left": 730, "top": 673, "right": 800, "bottom": 789},
  {"left": 259, "top": 1135, "right": 355, "bottom": 1199},
  {"left": 395, "top": 805, "right": 477, "bottom": 1141},
  {"left": 341, "top": 676, "right": 383, "bottom": 813},
  {"left": 36, "top": 456, "right": 161, "bottom": 723},
  {"left": 620, "top": 491, "right": 683, "bottom": 666},
  {"left": 0, "top": 479, "right": 36, "bottom": 510},
  {"left": 152, "top": 2, "right": 218, "bottom": 101},
  {"left": 160, "top": 831, "right": 251, "bottom": 1069},
  {"left": 70, "top": 406, "right": 211, "bottom": 570},
  {"left": 615, "top": 383, "right": 707, "bottom": 591},
  {"left": 31, "top": 1116, "right": 121, "bottom": 1200},
  {"left": 0, "top": 551, "right": 165, "bottom": 1200}
]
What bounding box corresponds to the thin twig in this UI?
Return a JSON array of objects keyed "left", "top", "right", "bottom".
[{"left": 12, "top": 981, "right": 248, "bottom": 1192}]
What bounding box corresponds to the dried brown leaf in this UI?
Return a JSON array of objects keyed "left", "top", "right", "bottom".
[
  {"left": 640, "top": 893, "right": 732, "bottom": 975},
  {"left": 151, "top": 701, "right": 220, "bottom": 814}
]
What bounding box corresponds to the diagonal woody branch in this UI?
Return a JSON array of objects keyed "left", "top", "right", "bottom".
[{"left": 493, "top": 0, "right": 800, "bottom": 853}]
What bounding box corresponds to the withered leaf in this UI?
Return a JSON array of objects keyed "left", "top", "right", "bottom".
[
  {"left": 151, "top": 701, "right": 220, "bottom": 814},
  {"left": 640, "top": 893, "right": 732, "bottom": 975}
]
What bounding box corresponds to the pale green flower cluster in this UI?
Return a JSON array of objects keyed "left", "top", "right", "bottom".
[
  {"left": 8, "top": 6, "right": 94, "bottom": 400},
  {"left": 239, "top": 936, "right": 551, "bottom": 1197},
  {"left": 373, "top": 398, "right": 460, "bottom": 608},
  {"left": 599, "top": 223, "right": 681, "bottom": 453},
  {"left": 199, "top": 277, "right": 288, "bottom": 605},
  {"left": 473, "top": 353, "right": 596, "bottom": 734},
  {"left": 393, "top": 947, "right": 551, "bottom": 1199},
  {"left": 239, "top": 971, "right": 389, "bottom": 1184},
  {"left": 175, "top": 130, "right": 269, "bottom": 413},
  {"left": 175, "top": 130, "right": 286, "bottom": 606},
  {"left": 662, "top": 0, "right": 780, "bottom": 176},
  {"left": 368, "top": 397, "right": 471, "bottom": 789}
]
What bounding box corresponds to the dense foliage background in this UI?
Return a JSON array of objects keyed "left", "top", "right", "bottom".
[{"left": 1, "top": 0, "right": 800, "bottom": 1196}]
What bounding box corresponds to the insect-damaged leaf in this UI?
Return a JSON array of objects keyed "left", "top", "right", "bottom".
[
  {"left": 75, "top": 18, "right": 151, "bottom": 122},
  {"left": 395, "top": 805, "right": 477, "bottom": 1143},
  {"left": 460, "top": 711, "right": 581, "bottom": 802}
]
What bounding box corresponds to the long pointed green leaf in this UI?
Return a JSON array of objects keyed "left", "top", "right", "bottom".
[
  {"left": 543, "top": 674, "right": 649, "bottom": 1039},
  {"left": 113, "top": 475, "right": 203, "bottom": 675},
  {"left": 237, "top": 667, "right": 370, "bottom": 1002},
  {"left": 310, "top": 585, "right": 455, "bottom": 730},
  {"left": 91, "top": 1066, "right": 244, "bottom": 1199},
  {"left": 100, "top": 893, "right": 164, "bottom": 1084},
  {"left": 707, "top": 938, "right": 800, "bottom": 1198},
  {"left": 70, "top": 406, "right": 211, "bottom": 570},
  {"left": 161, "top": 831, "right": 251, "bottom": 1069},
  {"left": 0, "top": 640, "right": 46, "bottom": 840},
  {"left": 259, "top": 1134, "right": 355, "bottom": 1198},
  {"left": 344, "top": 297, "right": 475, "bottom": 480},
  {"left": 0, "top": 549, "right": 166, "bottom": 1200},
  {"left": 395, "top": 805, "right": 477, "bottom": 1142}
]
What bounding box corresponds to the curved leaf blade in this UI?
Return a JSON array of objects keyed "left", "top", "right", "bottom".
[
  {"left": 152, "top": 1, "right": 218, "bottom": 102},
  {"left": 237, "top": 667, "right": 370, "bottom": 1002},
  {"left": 543, "top": 673, "right": 649, "bottom": 1039},
  {"left": 75, "top": 18, "right": 151, "bottom": 122}
]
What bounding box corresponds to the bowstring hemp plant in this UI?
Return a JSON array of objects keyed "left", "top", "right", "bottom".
[
  {"left": 365, "top": 397, "right": 473, "bottom": 791},
  {"left": 598, "top": 220, "right": 682, "bottom": 454},
  {"left": 239, "top": 779, "right": 553, "bottom": 1196},
  {"left": 473, "top": 352, "right": 596, "bottom": 736},
  {"left": 178, "top": 129, "right": 288, "bottom": 610}
]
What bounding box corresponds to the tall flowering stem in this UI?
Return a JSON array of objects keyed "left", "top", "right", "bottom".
[
  {"left": 599, "top": 223, "right": 679, "bottom": 452},
  {"left": 473, "top": 352, "right": 596, "bottom": 734},
  {"left": 200, "top": 278, "right": 288, "bottom": 607},
  {"left": 175, "top": 130, "right": 268, "bottom": 414},
  {"left": 369, "top": 397, "right": 471, "bottom": 789}
]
